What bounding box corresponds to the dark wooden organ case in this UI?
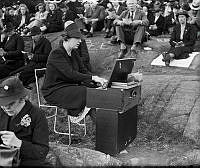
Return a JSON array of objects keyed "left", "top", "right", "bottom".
[{"left": 86, "top": 85, "right": 141, "bottom": 155}]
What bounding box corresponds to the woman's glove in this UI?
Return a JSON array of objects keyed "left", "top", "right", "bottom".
[
  {"left": 92, "top": 76, "right": 108, "bottom": 87},
  {"left": 0, "top": 131, "right": 22, "bottom": 148}
]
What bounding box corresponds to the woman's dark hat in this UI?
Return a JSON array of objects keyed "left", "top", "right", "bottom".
[
  {"left": 176, "top": 10, "right": 189, "bottom": 18},
  {"left": 0, "top": 77, "right": 28, "bottom": 106},
  {"left": 29, "top": 26, "right": 42, "bottom": 36},
  {"left": 62, "top": 21, "right": 83, "bottom": 39}
]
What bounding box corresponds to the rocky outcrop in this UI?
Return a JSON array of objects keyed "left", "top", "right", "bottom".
[
  {"left": 47, "top": 142, "right": 122, "bottom": 167},
  {"left": 168, "top": 149, "right": 200, "bottom": 166}
]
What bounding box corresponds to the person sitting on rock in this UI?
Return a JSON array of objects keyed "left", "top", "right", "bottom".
[
  {"left": 19, "top": 26, "right": 52, "bottom": 88},
  {"left": 0, "top": 76, "right": 49, "bottom": 167},
  {"left": 188, "top": 0, "right": 200, "bottom": 37},
  {"left": 147, "top": 8, "right": 165, "bottom": 36},
  {"left": 42, "top": 21, "right": 107, "bottom": 123},
  {"left": 41, "top": 2, "right": 64, "bottom": 33},
  {"left": 2, "top": 7, "right": 17, "bottom": 30},
  {"left": 23, "top": 3, "right": 48, "bottom": 35},
  {"left": 83, "top": 0, "right": 106, "bottom": 37},
  {"left": 162, "top": 10, "right": 196, "bottom": 66},
  {"left": 163, "top": 2, "right": 180, "bottom": 34},
  {"left": 113, "top": 0, "right": 149, "bottom": 58},
  {"left": 103, "top": 2, "right": 116, "bottom": 38},
  {"left": 14, "top": 4, "right": 31, "bottom": 35},
  {"left": 110, "top": 1, "right": 127, "bottom": 44},
  {"left": 0, "top": 23, "right": 24, "bottom": 79}
]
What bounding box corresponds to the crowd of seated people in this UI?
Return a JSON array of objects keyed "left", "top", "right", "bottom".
[{"left": 0, "top": 0, "right": 199, "bottom": 78}]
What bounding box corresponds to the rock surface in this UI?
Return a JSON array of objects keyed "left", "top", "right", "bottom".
[
  {"left": 169, "top": 149, "right": 200, "bottom": 166},
  {"left": 141, "top": 75, "right": 200, "bottom": 142},
  {"left": 47, "top": 142, "right": 122, "bottom": 167}
]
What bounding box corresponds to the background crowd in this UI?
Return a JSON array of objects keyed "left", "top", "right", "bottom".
[{"left": 0, "top": 0, "right": 199, "bottom": 74}]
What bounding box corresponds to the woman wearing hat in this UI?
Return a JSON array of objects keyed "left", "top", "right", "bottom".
[
  {"left": 42, "top": 21, "right": 107, "bottom": 123},
  {"left": 0, "top": 23, "right": 25, "bottom": 79},
  {"left": 163, "top": 10, "right": 196, "bottom": 66},
  {"left": 0, "top": 76, "right": 49, "bottom": 166}
]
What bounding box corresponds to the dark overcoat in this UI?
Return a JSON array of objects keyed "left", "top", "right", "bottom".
[
  {"left": 46, "top": 9, "right": 64, "bottom": 33},
  {"left": 41, "top": 46, "right": 93, "bottom": 116},
  {"left": 147, "top": 11, "right": 165, "bottom": 36},
  {"left": 14, "top": 13, "right": 31, "bottom": 28},
  {"left": 0, "top": 33, "right": 24, "bottom": 79},
  {"left": 116, "top": 5, "right": 126, "bottom": 16},
  {"left": 19, "top": 36, "right": 52, "bottom": 86},
  {"left": 169, "top": 23, "right": 196, "bottom": 59},
  {"left": 0, "top": 101, "right": 49, "bottom": 167},
  {"left": 78, "top": 39, "right": 92, "bottom": 72}
]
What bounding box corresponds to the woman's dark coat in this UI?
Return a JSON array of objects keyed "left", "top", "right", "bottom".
[
  {"left": 42, "top": 46, "right": 93, "bottom": 116},
  {"left": 19, "top": 36, "right": 52, "bottom": 86},
  {"left": 0, "top": 101, "right": 49, "bottom": 167},
  {"left": 0, "top": 33, "right": 24, "bottom": 79},
  {"left": 78, "top": 39, "right": 92, "bottom": 72},
  {"left": 14, "top": 13, "right": 31, "bottom": 28},
  {"left": 147, "top": 11, "right": 165, "bottom": 36},
  {"left": 46, "top": 9, "right": 64, "bottom": 33},
  {"left": 169, "top": 23, "right": 196, "bottom": 59}
]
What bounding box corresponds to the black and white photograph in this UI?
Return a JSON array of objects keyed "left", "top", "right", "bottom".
[{"left": 0, "top": 0, "right": 200, "bottom": 167}]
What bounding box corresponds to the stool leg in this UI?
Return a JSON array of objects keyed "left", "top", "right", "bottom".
[
  {"left": 68, "top": 116, "right": 72, "bottom": 145},
  {"left": 83, "top": 117, "right": 87, "bottom": 136}
]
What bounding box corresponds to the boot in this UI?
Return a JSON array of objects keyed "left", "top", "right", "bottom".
[{"left": 162, "top": 52, "right": 171, "bottom": 66}]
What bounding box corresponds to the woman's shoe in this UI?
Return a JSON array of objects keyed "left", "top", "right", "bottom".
[
  {"left": 69, "top": 107, "right": 91, "bottom": 124},
  {"left": 162, "top": 52, "right": 171, "bottom": 66},
  {"left": 162, "top": 52, "right": 168, "bottom": 62},
  {"left": 118, "top": 47, "right": 128, "bottom": 59},
  {"left": 81, "top": 29, "right": 88, "bottom": 35}
]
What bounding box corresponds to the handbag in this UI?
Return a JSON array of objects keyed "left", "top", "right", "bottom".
[{"left": 0, "top": 144, "right": 21, "bottom": 167}]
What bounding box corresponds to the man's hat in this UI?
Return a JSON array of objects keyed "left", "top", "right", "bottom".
[
  {"left": 176, "top": 9, "right": 189, "bottom": 18},
  {"left": 0, "top": 77, "right": 28, "bottom": 106},
  {"left": 189, "top": 0, "right": 200, "bottom": 10},
  {"left": 62, "top": 21, "right": 83, "bottom": 39},
  {"left": 29, "top": 26, "right": 42, "bottom": 36}
]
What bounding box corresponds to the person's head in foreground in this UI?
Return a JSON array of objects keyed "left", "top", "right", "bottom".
[
  {"left": 0, "top": 76, "right": 28, "bottom": 116},
  {"left": 0, "top": 76, "right": 49, "bottom": 167}
]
